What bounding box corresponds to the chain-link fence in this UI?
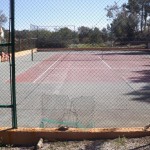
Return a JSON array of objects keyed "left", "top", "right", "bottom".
[
  {"left": 0, "top": 0, "right": 13, "bottom": 127},
  {"left": 1, "top": 0, "right": 150, "bottom": 129}
]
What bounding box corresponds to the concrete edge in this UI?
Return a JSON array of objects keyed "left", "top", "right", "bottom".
[{"left": 0, "top": 127, "right": 150, "bottom": 146}]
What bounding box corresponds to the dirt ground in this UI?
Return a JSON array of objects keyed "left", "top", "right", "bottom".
[{"left": 1, "top": 136, "right": 150, "bottom": 150}]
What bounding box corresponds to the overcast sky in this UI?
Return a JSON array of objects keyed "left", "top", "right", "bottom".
[{"left": 0, "top": 0, "right": 128, "bottom": 30}]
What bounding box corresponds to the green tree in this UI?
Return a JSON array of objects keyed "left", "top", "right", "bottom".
[
  {"left": 37, "top": 29, "right": 53, "bottom": 48},
  {"left": 78, "top": 26, "right": 92, "bottom": 44},
  {"left": 106, "top": 2, "right": 139, "bottom": 42},
  {"left": 101, "top": 28, "right": 108, "bottom": 42},
  {"left": 89, "top": 27, "right": 103, "bottom": 44},
  {"left": 126, "top": 0, "right": 150, "bottom": 32},
  {"left": 58, "top": 27, "right": 76, "bottom": 45},
  {"left": 36, "top": 27, "right": 76, "bottom": 48}
]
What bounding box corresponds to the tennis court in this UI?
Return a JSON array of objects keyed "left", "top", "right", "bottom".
[{"left": 1, "top": 49, "right": 150, "bottom": 128}]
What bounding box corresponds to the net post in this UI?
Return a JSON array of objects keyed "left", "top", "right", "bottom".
[
  {"left": 10, "top": 0, "right": 17, "bottom": 129},
  {"left": 30, "top": 24, "right": 39, "bottom": 61},
  {"left": 31, "top": 49, "right": 33, "bottom": 61}
]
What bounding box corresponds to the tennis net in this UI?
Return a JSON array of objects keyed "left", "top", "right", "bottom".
[{"left": 31, "top": 48, "right": 150, "bottom": 62}]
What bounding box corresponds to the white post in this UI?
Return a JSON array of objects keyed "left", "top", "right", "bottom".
[{"left": 0, "top": 27, "right": 4, "bottom": 43}]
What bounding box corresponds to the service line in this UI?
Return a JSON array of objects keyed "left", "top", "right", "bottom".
[
  {"left": 53, "top": 62, "right": 72, "bottom": 95},
  {"left": 98, "top": 56, "right": 112, "bottom": 69},
  {"left": 33, "top": 55, "right": 64, "bottom": 83}
]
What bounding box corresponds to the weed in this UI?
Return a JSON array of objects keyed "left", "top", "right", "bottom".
[{"left": 114, "top": 136, "right": 127, "bottom": 149}]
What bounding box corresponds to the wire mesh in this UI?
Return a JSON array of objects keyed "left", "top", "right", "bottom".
[
  {"left": 0, "top": 0, "right": 13, "bottom": 127},
  {"left": 1, "top": 0, "right": 150, "bottom": 129},
  {"left": 40, "top": 94, "right": 95, "bottom": 128},
  {"left": 32, "top": 49, "right": 150, "bottom": 62}
]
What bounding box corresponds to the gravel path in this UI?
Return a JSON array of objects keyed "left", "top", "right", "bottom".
[{"left": 1, "top": 136, "right": 150, "bottom": 150}]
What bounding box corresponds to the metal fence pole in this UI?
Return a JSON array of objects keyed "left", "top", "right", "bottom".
[{"left": 10, "top": 0, "right": 17, "bottom": 128}]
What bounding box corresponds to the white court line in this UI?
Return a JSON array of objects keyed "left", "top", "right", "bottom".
[
  {"left": 53, "top": 63, "right": 72, "bottom": 95},
  {"left": 42, "top": 67, "right": 141, "bottom": 70},
  {"left": 33, "top": 55, "right": 64, "bottom": 83},
  {"left": 121, "top": 76, "right": 137, "bottom": 92},
  {"left": 98, "top": 56, "right": 112, "bottom": 69},
  {"left": 47, "top": 68, "right": 109, "bottom": 70}
]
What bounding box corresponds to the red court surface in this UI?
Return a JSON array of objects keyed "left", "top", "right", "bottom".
[{"left": 16, "top": 52, "right": 150, "bottom": 84}]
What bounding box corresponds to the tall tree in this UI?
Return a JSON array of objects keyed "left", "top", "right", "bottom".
[
  {"left": 126, "top": 0, "right": 150, "bottom": 32},
  {"left": 78, "top": 26, "right": 92, "bottom": 44},
  {"left": 89, "top": 27, "right": 103, "bottom": 44},
  {"left": 106, "top": 2, "right": 139, "bottom": 41},
  {"left": 58, "top": 27, "right": 75, "bottom": 45}
]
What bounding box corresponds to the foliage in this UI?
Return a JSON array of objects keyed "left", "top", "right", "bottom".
[
  {"left": 27, "top": 26, "right": 109, "bottom": 48},
  {"left": 36, "top": 28, "right": 76, "bottom": 48},
  {"left": 105, "top": 0, "right": 150, "bottom": 44}
]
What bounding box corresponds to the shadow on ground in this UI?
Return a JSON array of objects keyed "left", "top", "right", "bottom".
[{"left": 126, "top": 66, "right": 150, "bottom": 103}]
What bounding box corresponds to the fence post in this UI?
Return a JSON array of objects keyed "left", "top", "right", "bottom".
[{"left": 10, "top": 0, "right": 17, "bottom": 129}]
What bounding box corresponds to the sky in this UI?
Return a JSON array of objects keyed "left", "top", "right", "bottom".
[{"left": 0, "top": 0, "right": 128, "bottom": 31}]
